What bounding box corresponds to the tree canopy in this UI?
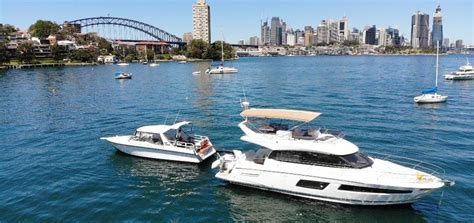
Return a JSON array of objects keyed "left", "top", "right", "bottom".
[
  {"left": 29, "top": 20, "right": 60, "bottom": 38},
  {"left": 186, "top": 39, "right": 208, "bottom": 59},
  {"left": 17, "top": 42, "right": 35, "bottom": 63},
  {"left": 204, "top": 41, "right": 234, "bottom": 60}
]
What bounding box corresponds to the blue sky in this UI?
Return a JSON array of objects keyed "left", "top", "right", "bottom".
[{"left": 1, "top": 0, "right": 473, "bottom": 45}]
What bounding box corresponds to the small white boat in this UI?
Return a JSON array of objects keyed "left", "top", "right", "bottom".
[
  {"left": 117, "top": 63, "right": 129, "bottom": 66},
  {"left": 212, "top": 102, "right": 454, "bottom": 205},
  {"left": 178, "top": 61, "right": 187, "bottom": 64},
  {"left": 444, "top": 58, "right": 474, "bottom": 80},
  {"left": 192, "top": 71, "right": 201, "bottom": 75},
  {"left": 149, "top": 63, "right": 160, "bottom": 67},
  {"left": 101, "top": 121, "right": 216, "bottom": 163},
  {"left": 205, "top": 65, "right": 238, "bottom": 74},
  {"left": 414, "top": 41, "right": 447, "bottom": 104},
  {"left": 114, "top": 72, "right": 132, "bottom": 79}
]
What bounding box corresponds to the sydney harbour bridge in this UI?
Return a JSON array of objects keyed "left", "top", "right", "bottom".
[{"left": 63, "top": 16, "right": 185, "bottom": 47}]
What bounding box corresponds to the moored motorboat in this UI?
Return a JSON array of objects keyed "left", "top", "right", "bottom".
[
  {"left": 444, "top": 59, "right": 474, "bottom": 80},
  {"left": 212, "top": 102, "right": 454, "bottom": 205},
  {"left": 101, "top": 121, "right": 216, "bottom": 163},
  {"left": 117, "top": 62, "right": 129, "bottom": 66},
  {"left": 114, "top": 72, "right": 132, "bottom": 79}
]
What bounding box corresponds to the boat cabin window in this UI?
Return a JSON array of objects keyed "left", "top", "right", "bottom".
[
  {"left": 268, "top": 151, "right": 372, "bottom": 168},
  {"left": 134, "top": 131, "right": 163, "bottom": 145},
  {"left": 245, "top": 148, "right": 272, "bottom": 164},
  {"left": 162, "top": 127, "right": 195, "bottom": 143}
]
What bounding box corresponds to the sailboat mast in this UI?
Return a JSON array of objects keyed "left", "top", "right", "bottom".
[
  {"left": 435, "top": 40, "right": 439, "bottom": 87},
  {"left": 221, "top": 40, "right": 224, "bottom": 63}
]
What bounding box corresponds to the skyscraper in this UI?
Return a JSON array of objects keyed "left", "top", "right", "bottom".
[
  {"left": 386, "top": 27, "right": 400, "bottom": 46},
  {"left": 442, "top": 38, "right": 449, "bottom": 48},
  {"left": 192, "top": 0, "right": 211, "bottom": 43},
  {"left": 261, "top": 20, "right": 270, "bottom": 46},
  {"left": 249, "top": 36, "right": 259, "bottom": 45},
  {"left": 431, "top": 5, "right": 443, "bottom": 47},
  {"left": 411, "top": 11, "right": 430, "bottom": 49},
  {"left": 304, "top": 26, "right": 314, "bottom": 46},
  {"left": 338, "top": 16, "right": 350, "bottom": 41},
  {"left": 364, "top": 25, "right": 376, "bottom": 45},
  {"left": 270, "top": 17, "right": 283, "bottom": 46}
]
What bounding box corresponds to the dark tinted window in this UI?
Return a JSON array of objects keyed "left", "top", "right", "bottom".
[
  {"left": 341, "top": 152, "right": 373, "bottom": 168},
  {"left": 268, "top": 151, "right": 351, "bottom": 168},
  {"left": 338, "top": 185, "right": 411, "bottom": 194},
  {"left": 296, "top": 180, "right": 329, "bottom": 190}
]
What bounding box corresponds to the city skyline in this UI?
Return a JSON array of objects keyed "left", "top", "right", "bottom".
[{"left": 0, "top": 0, "right": 473, "bottom": 45}]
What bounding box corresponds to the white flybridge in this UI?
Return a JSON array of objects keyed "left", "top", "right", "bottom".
[
  {"left": 414, "top": 41, "right": 448, "bottom": 103},
  {"left": 212, "top": 101, "right": 454, "bottom": 205},
  {"left": 101, "top": 121, "right": 216, "bottom": 163},
  {"left": 444, "top": 58, "right": 474, "bottom": 80},
  {"left": 205, "top": 39, "right": 238, "bottom": 74}
]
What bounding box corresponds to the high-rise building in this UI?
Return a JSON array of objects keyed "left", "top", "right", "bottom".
[
  {"left": 192, "top": 0, "right": 211, "bottom": 43},
  {"left": 304, "top": 26, "right": 314, "bottom": 46},
  {"left": 295, "top": 29, "right": 304, "bottom": 45},
  {"left": 431, "top": 5, "right": 443, "bottom": 47},
  {"left": 261, "top": 20, "right": 270, "bottom": 45},
  {"left": 442, "top": 38, "right": 449, "bottom": 48},
  {"left": 249, "top": 36, "right": 259, "bottom": 46},
  {"left": 270, "top": 17, "right": 284, "bottom": 46},
  {"left": 286, "top": 33, "right": 295, "bottom": 46},
  {"left": 338, "top": 16, "right": 350, "bottom": 41},
  {"left": 411, "top": 11, "right": 430, "bottom": 49},
  {"left": 183, "top": 32, "right": 193, "bottom": 44},
  {"left": 364, "top": 25, "right": 376, "bottom": 45},
  {"left": 377, "top": 28, "right": 388, "bottom": 46},
  {"left": 455, "top": 40, "right": 463, "bottom": 49},
  {"left": 316, "top": 19, "right": 339, "bottom": 44},
  {"left": 386, "top": 27, "right": 400, "bottom": 45}
]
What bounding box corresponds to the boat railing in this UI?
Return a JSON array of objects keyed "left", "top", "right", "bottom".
[
  {"left": 366, "top": 151, "right": 446, "bottom": 177},
  {"left": 175, "top": 141, "right": 195, "bottom": 150}
]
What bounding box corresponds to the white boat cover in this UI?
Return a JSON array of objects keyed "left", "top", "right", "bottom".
[{"left": 240, "top": 108, "right": 321, "bottom": 122}]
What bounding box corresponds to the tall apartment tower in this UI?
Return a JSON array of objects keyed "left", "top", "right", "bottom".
[
  {"left": 338, "top": 16, "right": 350, "bottom": 41},
  {"left": 411, "top": 11, "right": 430, "bottom": 49},
  {"left": 192, "top": 0, "right": 211, "bottom": 43},
  {"left": 261, "top": 20, "right": 270, "bottom": 45},
  {"left": 304, "top": 26, "right": 314, "bottom": 46},
  {"left": 270, "top": 17, "right": 283, "bottom": 46},
  {"left": 431, "top": 5, "right": 443, "bottom": 47}
]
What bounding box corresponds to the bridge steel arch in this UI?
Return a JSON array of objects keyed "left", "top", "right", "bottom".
[{"left": 64, "top": 16, "right": 184, "bottom": 45}]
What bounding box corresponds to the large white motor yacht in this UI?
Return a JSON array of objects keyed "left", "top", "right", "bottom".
[
  {"left": 444, "top": 59, "right": 474, "bottom": 80},
  {"left": 212, "top": 103, "right": 454, "bottom": 205},
  {"left": 101, "top": 121, "right": 216, "bottom": 163}
]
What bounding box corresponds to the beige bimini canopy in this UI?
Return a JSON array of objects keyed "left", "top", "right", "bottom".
[{"left": 240, "top": 108, "right": 321, "bottom": 122}]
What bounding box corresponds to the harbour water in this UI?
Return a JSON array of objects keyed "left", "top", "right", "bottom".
[{"left": 0, "top": 55, "right": 473, "bottom": 222}]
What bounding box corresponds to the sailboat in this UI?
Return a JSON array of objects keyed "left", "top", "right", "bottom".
[
  {"left": 149, "top": 45, "right": 160, "bottom": 67},
  {"left": 414, "top": 41, "right": 448, "bottom": 104},
  {"left": 205, "top": 38, "right": 238, "bottom": 74}
]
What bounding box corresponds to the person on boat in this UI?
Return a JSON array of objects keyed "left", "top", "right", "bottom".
[{"left": 176, "top": 128, "right": 184, "bottom": 142}]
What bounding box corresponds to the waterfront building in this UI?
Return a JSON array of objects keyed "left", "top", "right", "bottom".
[
  {"left": 304, "top": 26, "right": 314, "bottom": 46},
  {"left": 192, "top": 0, "right": 211, "bottom": 43},
  {"left": 364, "top": 25, "right": 376, "bottom": 45},
  {"left": 281, "top": 21, "right": 287, "bottom": 46},
  {"left": 183, "top": 32, "right": 193, "bottom": 44},
  {"left": 411, "top": 11, "right": 430, "bottom": 49},
  {"left": 455, "top": 40, "right": 463, "bottom": 49},
  {"left": 286, "top": 32, "right": 296, "bottom": 46},
  {"left": 432, "top": 5, "right": 443, "bottom": 48},
  {"left": 261, "top": 20, "right": 270, "bottom": 45},
  {"left": 316, "top": 19, "right": 339, "bottom": 44},
  {"left": 249, "top": 36, "right": 259, "bottom": 46},
  {"left": 386, "top": 27, "right": 401, "bottom": 46},
  {"left": 295, "top": 29, "right": 304, "bottom": 45},
  {"left": 443, "top": 38, "right": 449, "bottom": 48},
  {"left": 377, "top": 28, "right": 388, "bottom": 46},
  {"left": 338, "top": 16, "right": 350, "bottom": 41},
  {"left": 270, "top": 17, "right": 285, "bottom": 46}
]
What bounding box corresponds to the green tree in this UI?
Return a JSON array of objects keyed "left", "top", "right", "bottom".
[
  {"left": 186, "top": 39, "right": 209, "bottom": 59},
  {"left": 29, "top": 20, "right": 60, "bottom": 38},
  {"left": 51, "top": 44, "right": 66, "bottom": 61},
  {"left": 204, "top": 41, "right": 234, "bottom": 60},
  {"left": 97, "top": 37, "right": 113, "bottom": 54},
  {"left": 0, "top": 41, "right": 10, "bottom": 64},
  {"left": 17, "top": 42, "right": 35, "bottom": 63},
  {"left": 69, "top": 48, "right": 98, "bottom": 62},
  {"left": 0, "top": 24, "right": 18, "bottom": 36}
]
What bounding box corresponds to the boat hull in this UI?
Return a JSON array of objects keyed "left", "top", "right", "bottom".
[
  {"left": 414, "top": 94, "right": 447, "bottom": 103},
  {"left": 107, "top": 140, "right": 215, "bottom": 163}
]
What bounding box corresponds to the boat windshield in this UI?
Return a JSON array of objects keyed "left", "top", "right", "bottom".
[{"left": 340, "top": 152, "right": 373, "bottom": 168}]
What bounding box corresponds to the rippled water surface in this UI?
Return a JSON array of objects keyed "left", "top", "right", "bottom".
[{"left": 1, "top": 55, "right": 473, "bottom": 222}]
